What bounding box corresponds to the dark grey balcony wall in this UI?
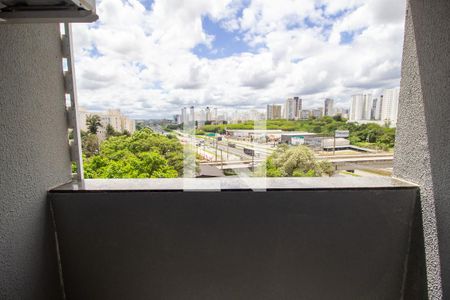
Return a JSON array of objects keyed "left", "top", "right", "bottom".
[
  {"left": 394, "top": 0, "right": 450, "bottom": 298},
  {"left": 0, "top": 25, "right": 71, "bottom": 299},
  {"left": 50, "top": 187, "right": 425, "bottom": 299}
]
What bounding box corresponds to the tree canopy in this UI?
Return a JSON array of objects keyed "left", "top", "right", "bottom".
[
  {"left": 83, "top": 128, "right": 184, "bottom": 179},
  {"left": 257, "top": 145, "right": 334, "bottom": 177},
  {"left": 86, "top": 114, "right": 102, "bottom": 134}
]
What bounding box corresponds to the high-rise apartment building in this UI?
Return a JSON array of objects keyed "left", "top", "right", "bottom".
[
  {"left": 189, "top": 106, "right": 195, "bottom": 123},
  {"left": 266, "top": 104, "right": 282, "bottom": 120},
  {"left": 349, "top": 94, "right": 372, "bottom": 121},
  {"left": 205, "top": 107, "right": 211, "bottom": 121},
  {"left": 363, "top": 94, "right": 374, "bottom": 120},
  {"left": 380, "top": 88, "right": 400, "bottom": 126},
  {"left": 371, "top": 98, "right": 382, "bottom": 120},
  {"left": 181, "top": 107, "right": 188, "bottom": 124},
  {"left": 370, "top": 99, "right": 377, "bottom": 120},
  {"left": 324, "top": 98, "right": 334, "bottom": 116},
  {"left": 284, "top": 97, "right": 302, "bottom": 120}
]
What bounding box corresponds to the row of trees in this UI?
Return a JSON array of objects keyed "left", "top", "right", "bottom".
[{"left": 200, "top": 116, "right": 396, "bottom": 150}]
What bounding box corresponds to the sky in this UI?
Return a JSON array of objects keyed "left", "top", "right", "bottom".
[{"left": 72, "top": 0, "right": 406, "bottom": 119}]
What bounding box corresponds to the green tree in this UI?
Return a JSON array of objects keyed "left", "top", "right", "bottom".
[
  {"left": 257, "top": 145, "right": 334, "bottom": 177},
  {"left": 86, "top": 114, "right": 102, "bottom": 134},
  {"left": 82, "top": 133, "right": 100, "bottom": 157},
  {"left": 105, "top": 124, "right": 117, "bottom": 138},
  {"left": 83, "top": 128, "right": 184, "bottom": 178}
]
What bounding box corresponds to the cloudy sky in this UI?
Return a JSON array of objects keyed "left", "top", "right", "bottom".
[{"left": 72, "top": 0, "right": 406, "bottom": 119}]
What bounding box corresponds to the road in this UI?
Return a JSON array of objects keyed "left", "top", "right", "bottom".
[{"left": 173, "top": 130, "right": 394, "bottom": 174}]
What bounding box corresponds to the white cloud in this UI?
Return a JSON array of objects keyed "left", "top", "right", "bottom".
[{"left": 72, "top": 0, "right": 406, "bottom": 119}]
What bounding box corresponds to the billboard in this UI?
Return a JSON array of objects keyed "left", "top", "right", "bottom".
[
  {"left": 335, "top": 130, "right": 350, "bottom": 138},
  {"left": 291, "top": 137, "right": 305, "bottom": 145}
]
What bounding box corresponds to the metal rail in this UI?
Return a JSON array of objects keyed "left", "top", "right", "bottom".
[{"left": 62, "top": 23, "right": 84, "bottom": 180}]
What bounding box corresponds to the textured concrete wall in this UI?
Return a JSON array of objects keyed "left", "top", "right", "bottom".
[
  {"left": 0, "top": 24, "right": 72, "bottom": 299},
  {"left": 394, "top": 0, "right": 450, "bottom": 298}
]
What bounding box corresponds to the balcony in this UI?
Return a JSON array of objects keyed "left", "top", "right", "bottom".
[
  {"left": 48, "top": 177, "right": 427, "bottom": 299},
  {"left": 1, "top": 0, "right": 449, "bottom": 299}
]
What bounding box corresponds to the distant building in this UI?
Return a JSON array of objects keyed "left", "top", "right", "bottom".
[
  {"left": 370, "top": 98, "right": 379, "bottom": 120},
  {"left": 364, "top": 95, "right": 374, "bottom": 120},
  {"left": 311, "top": 108, "right": 323, "bottom": 118},
  {"left": 324, "top": 98, "right": 334, "bottom": 116},
  {"left": 380, "top": 88, "right": 400, "bottom": 127},
  {"left": 334, "top": 107, "right": 349, "bottom": 119},
  {"left": 300, "top": 110, "right": 312, "bottom": 120},
  {"left": 349, "top": 94, "right": 372, "bottom": 121},
  {"left": 79, "top": 107, "right": 135, "bottom": 139},
  {"left": 189, "top": 106, "right": 195, "bottom": 123},
  {"left": 284, "top": 97, "right": 302, "bottom": 120},
  {"left": 205, "top": 107, "right": 211, "bottom": 121},
  {"left": 226, "top": 129, "right": 282, "bottom": 140},
  {"left": 196, "top": 109, "right": 206, "bottom": 122},
  {"left": 266, "top": 104, "right": 282, "bottom": 120},
  {"left": 304, "top": 137, "right": 351, "bottom": 151},
  {"left": 181, "top": 107, "right": 187, "bottom": 124},
  {"left": 281, "top": 132, "right": 318, "bottom": 145}
]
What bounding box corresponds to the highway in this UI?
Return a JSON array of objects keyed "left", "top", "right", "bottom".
[
  {"left": 173, "top": 130, "right": 394, "bottom": 173},
  {"left": 204, "top": 155, "right": 394, "bottom": 171}
]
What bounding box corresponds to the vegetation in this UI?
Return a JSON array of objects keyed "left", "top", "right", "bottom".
[
  {"left": 257, "top": 145, "right": 334, "bottom": 177},
  {"left": 81, "top": 131, "right": 100, "bottom": 157},
  {"left": 164, "top": 124, "right": 182, "bottom": 131},
  {"left": 79, "top": 116, "right": 394, "bottom": 179},
  {"left": 200, "top": 117, "right": 396, "bottom": 150},
  {"left": 86, "top": 114, "right": 102, "bottom": 134},
  {"left": 83, "top": 128, "right": 184, "bottom": 179}
]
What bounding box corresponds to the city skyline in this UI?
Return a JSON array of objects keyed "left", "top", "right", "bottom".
[
  {"left": 72, "top": 0, "right": 406, "bottom": 119},
  {"left": 86, "top": 86, "right": 397, "bottom": 124}
]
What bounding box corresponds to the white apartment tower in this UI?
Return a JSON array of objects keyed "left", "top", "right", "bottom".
[
  {"left": 267, "top": 104, "right": 282, "bottom": 120},
  {"left": 205, "top": 107, "right": 211, "bottom": 121},
  {"left": 370, "top": 98, "right": 382, "bottom": 120},
  {"left": 381, "top": 88, "right": 400, "bottom": 127},
  {"left": 349, "top": 94, "right": 372, "bottom": 121},
  {"left": 284, "top": 97, "right": 302, "bottom": 120},
  {"left": 324, "top": 98, "right": 334, "bottom": 116},
  {"left": 363, "top": 94, "right": 374, "bottom": 120},
  {"left": 181, "top": 107, "right": 188, "bottom": 124}
]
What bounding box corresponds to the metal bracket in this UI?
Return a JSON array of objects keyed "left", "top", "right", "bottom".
[
  {"left": 62, "top": 23, "right": 84, "bottom": 180},
  {"left": 67, "top": 106, "right": 76, "bottom": 129}
]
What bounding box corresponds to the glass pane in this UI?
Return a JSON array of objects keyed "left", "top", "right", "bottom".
[{"left": 70, "top": 0, "right": 405, "bottom": 184}]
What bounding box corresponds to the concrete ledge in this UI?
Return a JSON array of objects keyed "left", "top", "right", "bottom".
[{"left": 51, "top": 177, "right": 416, "bottom": 192}]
